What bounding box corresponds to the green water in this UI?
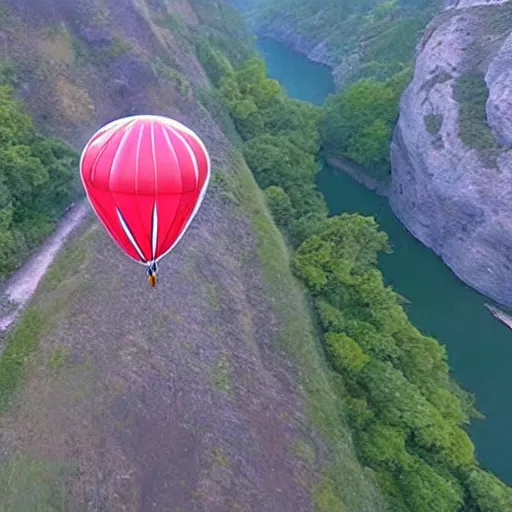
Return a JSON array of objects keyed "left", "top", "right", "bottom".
[
  {"left": 257, "top": 36, "right": 512, "bottom": 484},
  {"left": 257, "top": 38, "right": 336, "bottom": 105}
]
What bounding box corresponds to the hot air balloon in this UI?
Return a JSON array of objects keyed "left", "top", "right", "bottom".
[{"left": 80, "top": 114, "right": 211, "bottom": 287}]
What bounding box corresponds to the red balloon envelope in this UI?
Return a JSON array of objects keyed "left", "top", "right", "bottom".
[{"left": 80, "top": 115, "right": 211, "bottom": 272}]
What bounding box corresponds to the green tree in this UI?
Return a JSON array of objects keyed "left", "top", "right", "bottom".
[
  {"left": 344, "top": 318, "right": 401, "bottom": 364},
  {"left": 235, "top": 58, "right": 281, "bottom": 110},
  {"left": 289, "top": 212, "right": 329, "bottom": 248},
  {"left": 321, "top": 75, "right": 408, "bottom": 178},
  {"left": 262, "top": 96, "right": 322, "bottom": 154},
  {"left": 358, "top": 423, "right": 410, "bottom": 470},
  {"left": 325, "top": 332, "right": 369, "bottom": 372},
  {"left": 0, "top": 85, "right": 78, "bottom": 279},
  {"left": 400, "top": 457, "right": 464, "bottom": 511},
  {"left": 464, "top": 467, "right": 512, "bottom": 511},
  {"left": 219, "top": 58, "right": 282, "bottom": 131},
  {"left": 264, "top": 186, "right": 296, "bottom": 230},
  {"left": 196, "top": 38, "right": 234, "bottom": 85},
  {"left": 292, "top": 214, "right": 390, "bottom": 290},
  {"left": 345, "top": 120, "right": 392, "bottom": 177},
  {"left": 322, "top": 80, "right": 396, "bottom": 149},
  {"left": 242, "top": 135, "right": 319, "bottom": 192}
]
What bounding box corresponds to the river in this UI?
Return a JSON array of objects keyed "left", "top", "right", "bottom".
[{"left": 257, "top": 36, "right": 512, "bottom": 484}]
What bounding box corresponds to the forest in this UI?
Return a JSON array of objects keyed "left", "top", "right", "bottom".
[
  {"left": 316, "top": 0, "right": 440, "bottom": 179},
  {"left": 248, "top": 0, "right": 439, "bottom": 78},
  {"left": 0, "top": 69, "right": 79, "bottom": 279},
  {"left": 196, "top": 28, "right": 512, "bottom": 508},
  {"left": 241, "top": 0, "right": 440, "bottom": 179},
  {"left": 321, "top": 70, "right": 410, "bottom": 180}
]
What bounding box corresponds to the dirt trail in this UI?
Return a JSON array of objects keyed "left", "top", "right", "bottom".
[{"left": 0, "top": 201, "right": 89, "bottom": 334}]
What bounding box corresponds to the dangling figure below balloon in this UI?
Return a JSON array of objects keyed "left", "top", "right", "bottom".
[{"left": 80, "top": 115, "right": 211, "bottom": 286}]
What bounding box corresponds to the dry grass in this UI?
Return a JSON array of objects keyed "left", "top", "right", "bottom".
[
  {"left": 55, "top": 78, "right": 96, "bottom": 124},
  {"left": 0, "top": 151, "right": 384, "bottom": 511},
  {"left": 40, "top": 30, "right": 74, "bottom": 65},
  {"left": 0, "top": 0, "right": 209, "bottom": 148},
  {"left": 211, "top": 151, "right": 385, "bottom": 511},
  {"left": 0, "top": 179, "right": 312, "bottom": 510}
]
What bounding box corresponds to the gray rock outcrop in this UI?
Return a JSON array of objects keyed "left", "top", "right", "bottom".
[{"left": 390, "top": 1, "right": 512, "bottom": 306}]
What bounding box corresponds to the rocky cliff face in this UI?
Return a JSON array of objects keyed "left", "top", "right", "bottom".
[
  {"left": 252, "top": 17, "right": 359, "bottom": 88},
  {"left": 390, "top": 0, "right": 512, "bottom": 306}
]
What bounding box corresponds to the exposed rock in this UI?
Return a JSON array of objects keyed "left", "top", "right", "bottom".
[
  {"left": 486, "top": 32, "right": 512, "bottom": 146},
  {"left": 446, "top": 0, "right": 509, "bottom": 8},
  {"left": 390, "top": 1, "right": 512, "bottom": 306},
  {"left": 256, "top": 19, "right": 332, "bottom": 65}
]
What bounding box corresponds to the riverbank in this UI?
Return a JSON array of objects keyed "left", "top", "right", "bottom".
[
  {"left": 257, "top": 37, "right": 335, "bottom": 105},
  {"left": 485, "top": 303, "right": 512, "bottom": 332},
  {"left": 326, "top": 155, "right": 390, "bottom": 197}
]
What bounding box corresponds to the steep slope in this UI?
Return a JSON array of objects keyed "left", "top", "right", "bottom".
[
  {"left": 0, "top": 1, "right": 385, "bottom": 510},
  {"left": 390, "top": 0, "right": 512, "bottom": 307},
  {"left": 216, "top": 52, "right": 512, "bottom": 511},
  {"left": 0, "top": 0, "right": 213, "bottom": 148}
]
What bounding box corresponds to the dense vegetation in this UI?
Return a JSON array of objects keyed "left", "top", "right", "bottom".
[
  {"left": 240, "top": 0, "right": 512, "bottom": 178},
  {"left": 246, "top": 0, "right": 439, "bottom": 79},
  {"left": 453, "top": 73, "right": 503, "bottom": 166},
  {"left": 315, "top": 0, "right": 439, "bottom": 179},
  {"left": 0, "top": 76, "right": 79, "bottom": 279},
  {"left": 197, "top": 32, "right": 512, "bottom": 509},
  {"left": 240, "top": 0, "right": 440, "bottom": 179},
  {"left": 322, "top": 70, "right": 410, "bottom": 179},
  {"left": 451, "top": 0, "right": 512, "bottom": 164},
  {"left": 191, "top": 0, "right": 255, "bottom": 74}
]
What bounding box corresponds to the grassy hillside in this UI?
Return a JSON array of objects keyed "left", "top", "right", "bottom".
[
  {"left": 0, "top": 144, "right": 385, "bottom": 512},
  {"left": 0, "top": 0, "right": 219, "bottom": 146},
  {"left": 0, "top": 1, "right": 386, "bottom": 510}
]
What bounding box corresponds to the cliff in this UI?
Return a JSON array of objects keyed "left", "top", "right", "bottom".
[
  {"left": 390, "top": 0, "right": 512, "bottom": 307},
  {"left": 0, "top": 1, "right": 384, "bottom": 510}
]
